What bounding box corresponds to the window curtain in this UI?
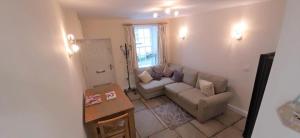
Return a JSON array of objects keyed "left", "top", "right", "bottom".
[
  {"left": 158, "top": 24, "right": 167, "bottom": 65},
  {"left": 124, "top": 25, "right": 138, "bottom": 70}
]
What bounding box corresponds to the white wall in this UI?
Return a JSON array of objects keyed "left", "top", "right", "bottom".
[
  {"left": 253, "top": 0, "right": 300, "bottom": 137},
  {"left": 168, "top": 0, "right": 286, "bottom": 113},
  {"left": 80, "top": 18, "right": 169, "bottom": 89},
  {"left": 63, "top": 7, "right": 84, "bottom": 39},
  {"left": 62, "top": 7, "right": 87, "bottom": 88},
  {"left": 0, "top": 0, "right": 86, "bottom": 138}
]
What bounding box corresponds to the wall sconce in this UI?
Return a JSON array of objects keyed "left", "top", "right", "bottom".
[
  {"left": 67, "top": 34, "right": 80, "bottom": 56},
  {"left": 231, "top": 21, "right": 247, "bottom": 40},
  {"left": 179, "top": 26, "right": 188, "bottom": 40}
]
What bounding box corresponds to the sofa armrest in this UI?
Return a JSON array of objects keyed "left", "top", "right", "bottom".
[
  {"left": 198, "top": 92, "right": 233, "bottom": 109},
  {"left": 197, "top": 91, "right": 233, "bottom": 122}
]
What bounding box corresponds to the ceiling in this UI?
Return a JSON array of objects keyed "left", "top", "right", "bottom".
[{"left": 59, "top": 0, "right": 271, "bottom": 19}]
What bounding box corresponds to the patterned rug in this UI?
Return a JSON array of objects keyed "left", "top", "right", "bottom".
[{"left": 152, "top": 101, "right": 193, "bottom": 129}]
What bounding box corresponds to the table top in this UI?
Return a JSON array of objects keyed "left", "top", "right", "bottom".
[{"left": 84, "top": 83, "right": 134, "bottom": 124}]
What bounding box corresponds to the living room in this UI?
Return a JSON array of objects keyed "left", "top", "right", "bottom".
[
  {"left": 77, "top": 0, "right": 284, "bottom": 137},
  {"left": 1, "top": 0, "right": 300, "bottom": 138}
]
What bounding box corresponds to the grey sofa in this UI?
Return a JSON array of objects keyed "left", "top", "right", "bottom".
[{"left": 134, "top": 63, "right": 232, "bottom": 122}]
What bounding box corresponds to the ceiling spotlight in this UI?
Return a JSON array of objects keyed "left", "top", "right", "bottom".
[
  {"left": 165, "top": 8, "right": 171, "bottom": 15},
  {"left": 164, "top": 0, "right": 175, "bottom": 6},
  {"left": 174, "top": 11, "right": 179, "bottom": 17},
  {"left": 153, "top": 12, "right": 158, "bottom": 18}
]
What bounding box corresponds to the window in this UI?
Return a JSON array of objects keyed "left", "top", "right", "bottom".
[{"left": 134, "top": 25, "right": 158, "bottom": 68}]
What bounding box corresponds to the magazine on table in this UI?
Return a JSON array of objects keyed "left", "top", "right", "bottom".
[{"left": 85, "top": 94, "right": 102, "bottom": 106}]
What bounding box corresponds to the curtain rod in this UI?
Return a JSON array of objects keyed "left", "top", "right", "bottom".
[{"left": 123, "top": 22, "right": 167, "bottom": 26}]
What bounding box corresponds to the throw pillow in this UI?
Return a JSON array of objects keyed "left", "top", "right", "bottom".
[
  {"left": 138, "top": 71, "right": 153, "bottom": 83},
  {"left": 152, "top": 65, "right": 164, "bottom": 74},
  {"left": 151, "top": 71, "right": 163, "bottom": 80},
  {"left": 199, "top": 79, "right": 215, "bottom": 97},
  {"left": 151, "top": 65, "right": 164, "bottom": 80},
  {"left": 171, "top": 70, "right": 183, "bottom": 82},
  {"left": 163, "top": 65, "right": 174, "bottom": 77}
]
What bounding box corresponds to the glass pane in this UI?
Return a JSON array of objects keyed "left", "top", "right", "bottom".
[{"left": 134, "top": 25, "right": 158, "bottom": 68}]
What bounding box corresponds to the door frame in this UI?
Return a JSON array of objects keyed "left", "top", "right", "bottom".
[
  {"left": 77, "top": 38, "right": 117, "bottom": 88},
  {"left": 243, "top": 52, "right": 275, "bottom": 138}
]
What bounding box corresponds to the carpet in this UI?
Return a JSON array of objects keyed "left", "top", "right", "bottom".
[{"left": 152, "top": 101, "right": 193, "bottom": 129}]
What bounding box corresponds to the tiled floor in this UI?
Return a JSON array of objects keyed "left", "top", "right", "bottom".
[{"left": 128, "top": 92, "right": 246, "bottom": 138}]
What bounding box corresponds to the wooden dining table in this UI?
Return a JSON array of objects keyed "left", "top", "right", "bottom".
[{"left": 84, "top": 83, "right": 135, "bottom": 138}]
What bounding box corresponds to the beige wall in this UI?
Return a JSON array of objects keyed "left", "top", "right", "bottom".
[
  {"left": 253, "top": 0, "right": 300, "bottom": 137},
  {"left": 168, "top": 0, "right": 286, "bottom": 114},
  {"left": 0, "top": 0, "right": 86, "bottom": 137},
  {"left": 80, "top": 18, "right": 169, "bottom": 89}
]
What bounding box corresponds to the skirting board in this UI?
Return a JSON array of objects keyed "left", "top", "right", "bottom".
[{"left": 227, "top": 104, "right": 248, "bottom": 117}]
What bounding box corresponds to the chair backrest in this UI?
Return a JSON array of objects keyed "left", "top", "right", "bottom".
[{"left": 97, "top": 113, "right": 130, "bottom": 138}]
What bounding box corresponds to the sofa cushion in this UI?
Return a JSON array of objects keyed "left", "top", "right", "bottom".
[
  {"left": 196, "top": 72, "right": 228, "bottom": 94},
  {"left": 165, "top": 82, "right": 193, "bottom": 97},
  {"left": 139, "top": 77, "right": 175, "bottom": 93},
  {"left": 182, "top": 67, "right": 198, "bottom": 87},
  {"left": 178, "top": 88, "right": 206, "bottom": 110}
]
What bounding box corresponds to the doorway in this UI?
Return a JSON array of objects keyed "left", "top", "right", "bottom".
[
  {"left": 243, "top": 52, "right": 275, "bottom": 138},
  {"left": 78, "top": 39, "right": 116, "bottom": 88}
]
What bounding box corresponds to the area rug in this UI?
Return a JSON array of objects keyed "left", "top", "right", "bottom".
[{"left": 152, "top": 102, "right": 193, "bottom": 129}]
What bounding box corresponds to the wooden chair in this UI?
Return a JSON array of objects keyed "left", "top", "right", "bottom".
[{"left": 97, "top": 113, "right": 130, "bottom": 138}]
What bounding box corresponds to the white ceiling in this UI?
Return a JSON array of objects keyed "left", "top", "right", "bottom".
[{"left": 59, "top": 0, "right": 271, "bottom": 19}]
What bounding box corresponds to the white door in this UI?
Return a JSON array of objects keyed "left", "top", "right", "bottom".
[{"left": 79, "top": 39, "right": 116, "bottom": 88}]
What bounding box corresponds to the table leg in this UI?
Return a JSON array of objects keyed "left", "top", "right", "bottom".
[
  {"left": 128, "top": 109, "right": 136, "bottom": 138},
  {"left": 85, "top": 123, "right": 98, "bottom": 138}
]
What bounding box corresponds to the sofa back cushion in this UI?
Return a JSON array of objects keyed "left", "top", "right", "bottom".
[
  {"left": 163, "top": 65, "right": 174, "bottom": 77},
  {"left": 182, "top": 67, "right": 198, "bottom": 87},
  {"left": 135, "top": 67, "right": 153, "bottom": 75},
  {"left": 135, "top": 65, "right": 165, "bottom": 81},
  {"left": 152, "top": 65, "right": 165, "bottom": 74},
  {"left": 196, "top": 72, "right": 228, "bottom": 94},
  {"left": 151, "top": 65, "right": 165, "bottom": 80}
]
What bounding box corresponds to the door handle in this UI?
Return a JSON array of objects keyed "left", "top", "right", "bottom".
[{"left": 96, "top": 70, "right": 105, "bottom": 74}]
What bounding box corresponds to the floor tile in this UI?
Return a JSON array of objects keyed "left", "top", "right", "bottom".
[
  {"left": 145, "top": 96, "right": 170, "bottom": 108},
  {"left": 175, "top": 123, "right": 207, "bottom": 138},
  {"left": 127, "top": 91, "right": 141, "bottom": 101},
  {"left": 135, "top": 109, "right": 166, "bottom": 138},
  {"left": 234, "top": 118, "right": 246, "bottom": 131},
  {"left": 213, "top": 127, "right": 242, "bottom": 138},
  {"left": 216, "top": 109, "right": 243, "bottom": 126},
  {"left": 149, "top": 129, "right": 181, "bottom": 138},
  {"left": 190, "top": 119, "right": 226, "bottom": 137},
  {"left": 132, "top": 100, "right": 146, "bottom": 112}
]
